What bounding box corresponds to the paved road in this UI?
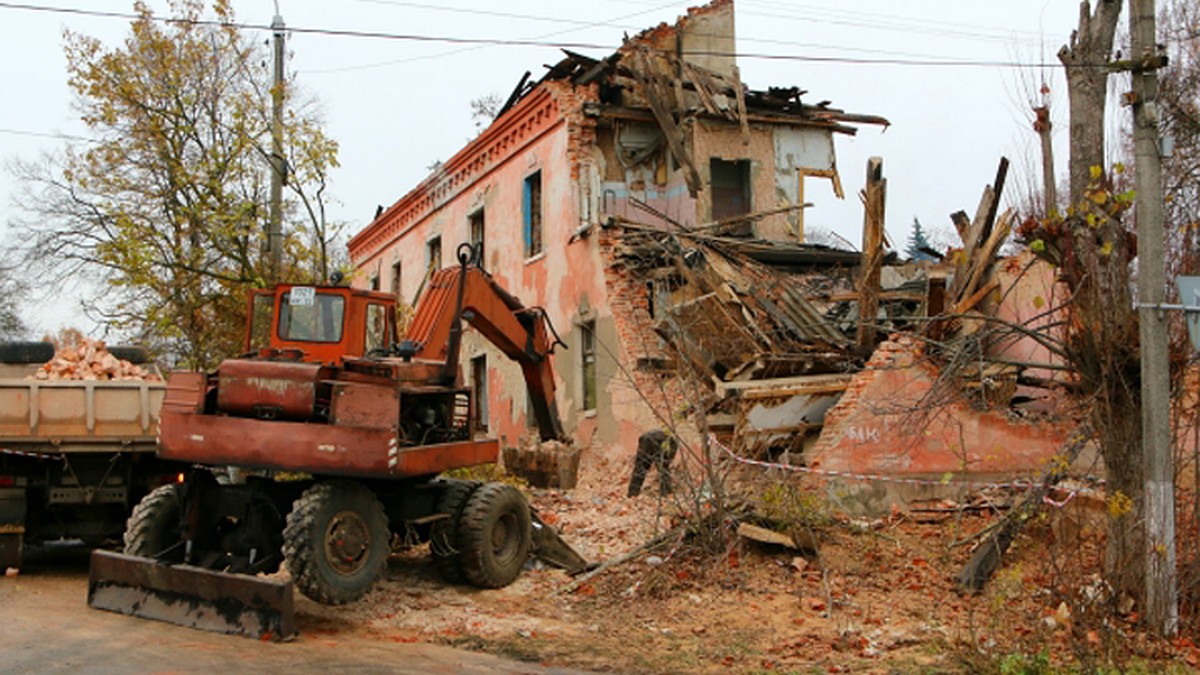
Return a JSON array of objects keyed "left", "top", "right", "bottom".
[{"left": 0, "top": 547, "right": 583, "bottom": 675}]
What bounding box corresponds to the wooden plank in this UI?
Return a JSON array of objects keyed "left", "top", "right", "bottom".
[
  {"left": 950, "top": 210, "right": 971, "bottom": 243},
  {"left": 952, "top": 278, "right": 1000, "bottom": 316},
  {"left": 731, "top": 65, "right": 751, "bottom": 145},
  {"left": 957, "top": 210, "right": 1013, "bottom": 306},
  {"left": 634, "top": 49, "right": 702, "bottom": 196}
]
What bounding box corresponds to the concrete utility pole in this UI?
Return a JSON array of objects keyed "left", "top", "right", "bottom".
[
  {"left": 1129, "top": 0, "right": 1177, "bottom": 637},
  {"left": 268, "top": 9, "right": 286, "bottom": 284}
]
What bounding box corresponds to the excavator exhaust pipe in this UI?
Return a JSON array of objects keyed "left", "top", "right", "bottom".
[{"left": 87, "top": 550, "right": 297, "bottom": 641}]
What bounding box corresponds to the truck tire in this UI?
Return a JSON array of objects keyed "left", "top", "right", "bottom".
[
  {"left": 0, "top": 341, "right": 54, "bottom": 364},
  {"left": 124, "top": 483, "right": 185, "bottom": 562},
  {"left": 283, "top": 480, "right": 389, "bottom": 605},
  {"left": 429, "top": 479, "right": 481, "bottom": 583},
  {"left": 107, "top": 345, "right": 149, "bottom": 364},
  {"left": 458, "top": 483, "right": 532, "bottom": 589}
]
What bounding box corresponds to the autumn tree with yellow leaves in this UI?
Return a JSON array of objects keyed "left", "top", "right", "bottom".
[{"left": 12, "top": 0, "right": 341, "bottom": 368}]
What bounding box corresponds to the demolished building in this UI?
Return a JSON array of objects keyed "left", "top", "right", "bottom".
[
  {"left": 347, "top": 0, "right": 1080, "bottom": 500},
  {"left": 347, "top": 0, "right": 889, "bottom": 465}
]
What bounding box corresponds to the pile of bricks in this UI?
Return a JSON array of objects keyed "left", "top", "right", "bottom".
[{"left": 31, "top": 339, "right": 159, "bottom": 381}]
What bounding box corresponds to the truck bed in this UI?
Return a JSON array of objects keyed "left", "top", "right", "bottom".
[{"left": 0, "top": 378, "right": 165, "bottom": 451}]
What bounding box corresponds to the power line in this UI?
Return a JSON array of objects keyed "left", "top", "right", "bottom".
[
  {"left": 0, "top": 1, "right": 1111, "bottom": 69},
  {"left": 0, "top": 127, "right": 94, "bottom": 143}
]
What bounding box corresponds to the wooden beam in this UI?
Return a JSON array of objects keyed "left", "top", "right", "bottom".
[{"left": 856, "top": 157, "right": 886, "bottom": 352}]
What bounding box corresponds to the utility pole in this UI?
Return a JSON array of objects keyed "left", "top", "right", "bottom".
[
  {"left": 1129, "top": 0, "right": 1176, "bottom": 637},
  {"left": 268, "top": 9, "right": 286, "bottom": 284}
]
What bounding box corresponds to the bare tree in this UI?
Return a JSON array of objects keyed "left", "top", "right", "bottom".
[{"left": 1057, "top": 0, "right": 1123, "bottom": 205}]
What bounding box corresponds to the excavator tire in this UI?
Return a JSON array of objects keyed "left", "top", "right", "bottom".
[
  {"left": 124, "top": 483, "right": 185, "bottom": 562},
  {"left": 458, "top": 482, "right": 532, "bottom": 589},
  {"left": 429, "top": 479, "right": 481, "bottom": 583},
  {"left": 283, "top": 480, "right": 389, "bottom": 605}
]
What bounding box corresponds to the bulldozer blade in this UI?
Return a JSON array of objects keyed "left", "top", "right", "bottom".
[
  {"left": 530, "top": 512, "right": 592, "bottom": 575},
  {"left": 87, "top": 550, "right": 296, "bottom": 641}
]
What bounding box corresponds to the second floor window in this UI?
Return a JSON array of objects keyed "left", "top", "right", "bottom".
[
  {"left": 469, "top": 208, "right": 485, "bottom": 263},
  {"left": 523, "top": 171, "right": 542, "bottom": 258}
]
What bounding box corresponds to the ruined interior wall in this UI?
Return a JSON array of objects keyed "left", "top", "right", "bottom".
[
  {"left": 595, "top": 122, "right": 697, "bottom": 229},
  {"left": 985, "top": 251, "right": 1070, "bottom": 411},
  {"left": 678, "top": 0, "right": 735, "bottom": 79}
]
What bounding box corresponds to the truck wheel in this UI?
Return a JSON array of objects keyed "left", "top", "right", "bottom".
[
  {"left": 0, "top": 341, "right": 54, "bottom": 364},
  {"left": 429, "top": 479, "right": 481, "bottom": 583},
  {"left": 458, "top": 483, "right": 532, "bottom": 589},
  {"left": 283, "top": 481, "right": 389, "bottom": 605},
  {"left": 124, "top": 483, "right": 185, "bottom": 562}
]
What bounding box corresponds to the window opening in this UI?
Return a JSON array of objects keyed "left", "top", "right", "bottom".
[
  {"left": 523, "top": 171, "right": 543, "bottom": 258},
  {"left": 469, "top": 208, "right": 485, "bottom": 263},
  {"left": 581, "top": 320, "right": 597, "bottom": 411},
  {"left": 471, "top": 355, "right": 488, "bottom": 432},
  {"left": 710, "top": 158, "right": 751, "bottom": 221}
]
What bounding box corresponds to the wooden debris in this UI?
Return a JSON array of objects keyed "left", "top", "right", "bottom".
[
  {"left": 31, "top": 339, "right": 158, "bottom": 382},
  {"left": 737, "top": 522, "right": 819, "bottom": 552},
  {"left": 957, "top": 425, "right": 1092, "bottom": 593}
]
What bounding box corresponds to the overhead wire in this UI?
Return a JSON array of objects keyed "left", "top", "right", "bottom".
[{"left": 0, "top": 1, "right": 1120, "bottom": 70}]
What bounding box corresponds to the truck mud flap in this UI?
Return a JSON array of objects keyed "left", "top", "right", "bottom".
[
  {"left": 87, "top": 550, "right": 296, "bottom": 641},
  {"left": 530, "top": 512, "right": 592, "bottom": 575}
]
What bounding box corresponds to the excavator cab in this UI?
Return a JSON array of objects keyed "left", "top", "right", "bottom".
[{"left": 245, "top": 284, "right": 398, "bottom": 365}]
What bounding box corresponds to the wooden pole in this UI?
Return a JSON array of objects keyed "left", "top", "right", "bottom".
[
  {"left": 1033, "top": 103, "right": 1058, "bottom": 215},
  {"left": 856, "top": 157, "right": 886, "bottom": 352},
  {"left": 1130, "top": 0, "right": 1177, "bottom": 637}
]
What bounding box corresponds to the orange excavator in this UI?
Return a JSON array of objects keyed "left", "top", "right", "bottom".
[{"left": 88, "top": 243, "right": 586, "bottom": 640}]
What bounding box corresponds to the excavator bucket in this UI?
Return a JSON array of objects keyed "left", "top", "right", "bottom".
[
  {"left": 530, "top": 512, "right": 592, "bottom": 575},
  {"left": 87, "top": 550, "right": 296, "bottom": 641}
]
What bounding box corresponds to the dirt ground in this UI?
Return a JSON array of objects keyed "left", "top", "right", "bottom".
[
  {"left": 8, "top": 451, "right": 1199, "bottom": 673},
  {"left": 298, "top": 453, "right": 1198, "bottom": 673},
  {"left": 0, "top": 548, "right": 584, "bottom": 674}
]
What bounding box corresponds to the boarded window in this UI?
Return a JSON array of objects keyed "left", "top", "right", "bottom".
[
  {"left": 469, "top": 208, "right": 485, "bottom": 263},
  {"left": 523, "top": 171, "right": 543, "bottom": 258},
  {"left": 471, "top": 354, "right": 488, "bottom": 432},
  {"left": 710, "top": 158, "right": 751, "bottom": 220},
  {"left": 581, "top": 320, "right": 597, "bottom": 411}
]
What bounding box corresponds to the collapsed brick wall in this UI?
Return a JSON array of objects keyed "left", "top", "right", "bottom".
[
  {"left": 596, "top": 226, "right": 699, "bottom": 460},
  {"left": 809, "top": 335, "right": 1075, "bottom": 477}
]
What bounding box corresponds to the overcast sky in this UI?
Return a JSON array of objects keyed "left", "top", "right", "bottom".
[{"left": 0, "top": 0, "right": 1115, "bottom": 335}]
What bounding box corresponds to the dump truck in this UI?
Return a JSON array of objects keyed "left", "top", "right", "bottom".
[
  {"left": 0, "top": 344, "right": 177, "bottom": 568},
  {"left": 89, "top": 244, "right": 587, "bottom": 639}
]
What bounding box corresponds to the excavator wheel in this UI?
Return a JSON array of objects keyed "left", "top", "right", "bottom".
[
  {"left": 458, "top": 482, "right": 532, "bottom": 589},
  {"left": 124, "top": 483, "right": 186, "bottom": 562},
  {"left": 283, "top": 481, "right": 389, "bottom": 605},
  {"left": 429, "top": 479, "right": 481, "bottom": 583}
]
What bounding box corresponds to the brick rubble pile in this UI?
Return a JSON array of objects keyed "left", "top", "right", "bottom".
[{"left": 31, "top": 339, "right": 159, "bottom": 381}]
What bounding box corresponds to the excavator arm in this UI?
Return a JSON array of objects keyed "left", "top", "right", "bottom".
[{"left": 404, "top": 244, "right": 566, "bottom": 442}]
